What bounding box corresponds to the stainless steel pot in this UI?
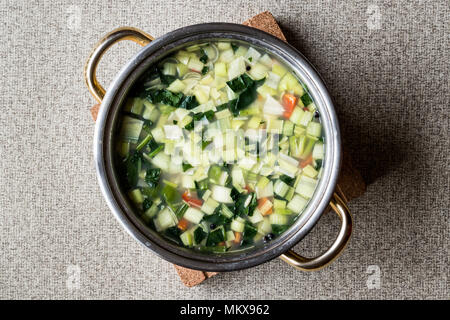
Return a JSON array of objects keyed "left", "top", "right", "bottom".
[{"left": 84, "top": 24, "right": 352, "bottom": 272}]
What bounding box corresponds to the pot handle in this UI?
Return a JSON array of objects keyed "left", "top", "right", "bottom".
[
  {"left": 279, "top": 191, "right": 352, "bottom": 271},
  {"left": 84, "top": 27, "right": 154, "bottom": 103}
]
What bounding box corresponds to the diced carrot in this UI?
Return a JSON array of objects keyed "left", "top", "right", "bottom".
[
  {"left": 177, "top": 218, "right": 189, "bottom": 231},
  {"left": 300, "top": 155, "right": 313, "bottom": 168},
  {"left": 234, "top": 232, "right": 242, "bottom": 244},
  {"left": 262, "top": 207, "right": 273, "bottom": 216},
  {"left": 282, "top": 93, "right": 298, "bottom": 118},
  {"left": 218, "top": 241, "right": 226, "bottom": 246},
  {"left": 244, "top": 185, "right": 253, "bottom": 193},
  {"left": 182, "top": 190, "right": 203, "bottom": 208},
  {"left": 258, "top": 197, "right": 273, "bottom": 216}
]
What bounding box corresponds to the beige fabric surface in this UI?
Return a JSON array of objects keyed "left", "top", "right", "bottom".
[{"left": 0, "top": 0, "right": 448, "bottom": 299}]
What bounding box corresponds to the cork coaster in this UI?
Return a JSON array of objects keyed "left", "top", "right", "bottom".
[{"left": 89, "top": 11, "right": 366, "bottom": 287}]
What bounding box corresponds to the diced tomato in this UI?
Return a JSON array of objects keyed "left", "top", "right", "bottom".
[
  {"left": 218, "top": 241, "right": 226, "bottom": 246},
  {"left": 300, "top": 155, "right": 313, "bottom": 168},
  {"left": 177, "top": 218, "right": 189, "bottom": 231},
  {"left": 282, "top": 93, "right": 298, "bottom": 118},
  {"left": 182, "top": 191, "right": 203, "bottom": 208}
]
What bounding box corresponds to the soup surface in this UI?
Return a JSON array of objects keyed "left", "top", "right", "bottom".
[{"left": 115, "top": 40, "right": 324, "bottom": 253}]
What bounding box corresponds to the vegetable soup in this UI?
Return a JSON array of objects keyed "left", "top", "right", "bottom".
[{"left": 115, "top": 41, "right": 324, "bottom": 253}]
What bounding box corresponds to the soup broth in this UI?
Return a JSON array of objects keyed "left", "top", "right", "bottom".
[{"left": 115, "top": 40, "right": 324, "bottom": 253}]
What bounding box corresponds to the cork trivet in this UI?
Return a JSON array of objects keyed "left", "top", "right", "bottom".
[
  {"left": 243, "top": 11, "right": 287, "bottom": 42},
  {"left": 89, "top": 11, "right": 366, "bottom": 287}
]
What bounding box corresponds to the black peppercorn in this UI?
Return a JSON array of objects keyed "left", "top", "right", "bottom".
[
  {"left": 264, "top": 233, "right": 275, "bottom": 242},
  {"left": 209, "top": 223, "right": 217, "bottom": 230},
  {"left": 246, "top": 66, "right": 251, "bottom": 71}
]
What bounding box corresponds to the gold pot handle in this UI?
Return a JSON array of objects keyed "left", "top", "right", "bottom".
[
  {"left": 84, "top": 27, "right": 154, "bottom": 103},
  {"left": 279, "top": 192, "right": 353, "bottom": 271}
]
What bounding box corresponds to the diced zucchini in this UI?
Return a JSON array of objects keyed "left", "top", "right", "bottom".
[
  {"left": 226, "top": 230, "right": 235, "bottom": 242},
  {"left": 187, "top": 57, "right": 204, "bottom": 73},
  {"left": 177, "top": 63, "right": 189, "bottom": 77},
  {"left": 247, "top": 116, "right": 261, "bottom": 129},
  {"left": 303, "top": 165, "right": 318, "bottom": 178},
  {"left": 248, "top": 209, "right": 264, "bottom": 224},
  {"left": 182, "top": 174, "right": 196, "bottom": 189},
  {"left": 257, "top": 84, "right": 277, "bottom": 97},
  {"left": 151, "top": 127, "right": 165, "bottom": 143},
  {"left": 217, "top": 42, "right": 231, "bottom": 50},
  {"left": 275, "top": 208, "right": 293, "bottom": 215},
  {"left": 211, "top": 185, "right": 233, "bottom": 203},
  {"left": 256, "top": 176, "right": 270, "bottom": 190},
  {"left": 167, "top": 79, "right": 186, "bottom": 93},
  {"left": 193, "top": 85, "right": 210, "bottom": 104},
  {"left": 128, "top": 189, "right": 144, "bottom": 204},
  {"left": 299, "top": 110, "right": 313, "bottom": 127},
  {"left": 259, "top": 54, "right": 273, "bottom": 67},
  {"left": 142, "top": 100, "right": 160, "bottom": 122},
  {"left": 273, "top": 179, "right": 289, "bottom": 198},
  {"left": 234, "top": 46, "right": 248, "bottom": 57},
  {"left": 257, "top": 217, "right": 272, "bottom": 235},
  {"left": 201, "top": 189, "right": 212, "bottom": 201},
  {"left": 285, "top": 186, "right": 295, "bottom": 201},
  {"left": 117, "top": 142, "right": 130, "bottom": 158},
  {"left": 294, "top": 125, "right": 306, "bottom": 137},
  {"left": 245, "top": 47, "right": 261, "bottom": 65},
  {"left": 214, "top": 61, "right": 227, "bottom": 77},
  {"left": 306, "top": 121, "right": 322, "bottom": 138},
  {"left": 249, "top": 63, "right": 268, "bottom": 80},
  {"left": 120, "top": 116, "right": 144, "bottom": 143},
  {"left": 256, "top": 181, "right": 273, "bottom": 199},
  {"left": 295, "top": 175, "right": 318, "bottom": 199},
  {"left": 231, "top": 166, "right": 245, "bottom": 187},
  {"left": 162, "top": 62, "right": 177, "bottom": 76},
  {"left": 175, "top": 50, "right": 190, "bottom": 64},
  {"left": 289, "top": 107, "right": 304, "bottom": 126},
  {"left": 228, "top": 56, "right": 246, "bottom": 80},
  {"left": 269, "top": 213, "right": 288, "bottom": 225},
  {"left": 154, "top": 207, "right": 177, "bottom": 232},
  {"left": 150, "top": 152, "right": 170, "bottom": 171},
  {"left": 180, "top": 231, "right": 194, "bottom": 247},
  {"left": 141, "top": 202, "right": 159, "bottom": 222},
  {"left": 221, "top": 204, "right": 234, "bottom": 219},
  {"left": 219, "top": 48, "right": 234, "bottom": 63},
  {"left": 272, "top": 63, "right": 287, "bottom": 77},
  {"left": 312, "top": 142, "right": 324, "bottom": 160},
  {"left": 266, "top": 119, "right": 284, "bottom": 134},
  {"left": 287, "top": 194, "right": 308, "bottom": 213},
  {"left": 201, "top": 197, "right": 219, "bottom": 215},
  {"left": 230, "top": 219, "right": 245, "bottom": 233},
  {"left": 274, "top": 199, "right": 286, "bottom": 209},
  {"left": 283, "top": 121, "right": 295, "bottom": 136},
  {"left": 183, "top": 207, "right": 204, "bottom": 224}
]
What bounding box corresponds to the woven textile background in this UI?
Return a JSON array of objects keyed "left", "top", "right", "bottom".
[{"left": 0, "top": 0, "right": 448, "bottom": 299}]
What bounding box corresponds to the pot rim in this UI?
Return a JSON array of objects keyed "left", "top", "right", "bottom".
[{"left": 93, "top": 23, "right": 341, "bottom": 272}]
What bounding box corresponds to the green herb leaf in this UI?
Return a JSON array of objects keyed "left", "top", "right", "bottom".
[
  {"left": 199, "top": 50, "right": 208, "bottom": 63},
  {"left": 178, "top": 95, "right": 199, "bottom": 109},
  {"left": 194, "top": 227, "right": 207, "bottom": 244},
  {"left": 301, "top": 93, "right": 313, "bottom": 106}
]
